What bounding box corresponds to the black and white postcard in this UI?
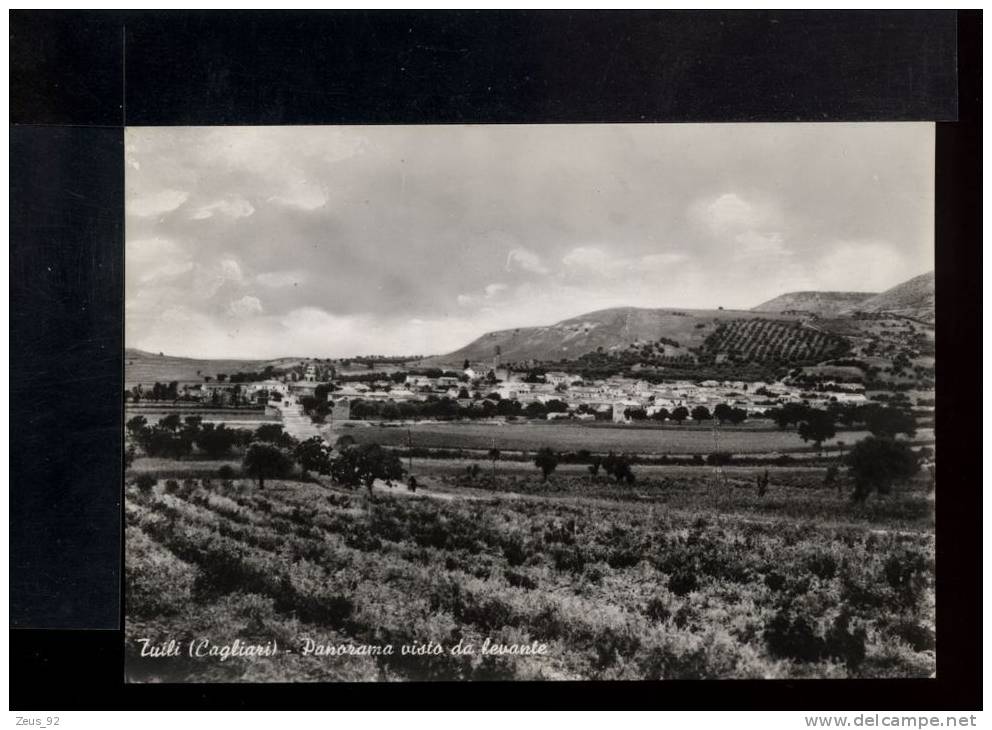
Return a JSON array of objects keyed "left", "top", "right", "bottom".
[{"left": 123, "top": 123, "right": 937, "bottom": 682}]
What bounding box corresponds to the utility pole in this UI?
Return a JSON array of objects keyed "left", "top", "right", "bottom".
[
  {"left": 407, "top": 427, "right": 413, "bottom": 474},
  {"left": 712, "top": 421, "right": 728, "bottom": 491}
]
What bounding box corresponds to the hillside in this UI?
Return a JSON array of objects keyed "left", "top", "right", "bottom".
[
  {"left": 124, "top": 348, "right": 305, "bottom": 387},
  {"left": 418, "top": 307, "right": 801, "bottom": 368},
  {"left": 843, "top": 270, "right": 934, "bottom": 323},
  {"left": 752, "top": 291, "right": 876, "bottom": 316}
]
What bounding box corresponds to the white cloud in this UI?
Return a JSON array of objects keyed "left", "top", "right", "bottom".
[
  {"left": 640, "top": 252, "right": 689, "bottom": 270},
  {"left": 733, "top": 230, "right": 790, "bottom": 258},
  {"left": 692, "top": 192, "right": 779, "bottom": 236},
  {"left": 128, "top": 189, "right": 189, "bottom": 217},
  {"left": 563, "top": 246, "right": 689, "bottom": 278},
  {"left": 484, "top": 283, "right": 508, "bottom": 297},
  {"left": 219, "top": 259, "right": 243, "bottom": 282},
  {"left": 812, "top": 240, "right": 917, "bottom": 292},
  {"left": 268, "top": 179, "right": 328, "bottom": 211},
  {"left": 191, "top": 197, "right": 255, "bottom": 220},
  {"left": 227, "top": 295, "right": 264, "bottom": 317},
  {"left": 505, "top": 247, "right": 549, "bottom": 275},
  {"left": 126, "top": 236, "right": 184, "bottom": 264},
  {"left": 562, "top": 246, "right": 615, "bottom": 272},
  {"left": 138, "top": 260, "right": 194, "bottom": 284},
  {"left": 256, "top": 270, "right": 305, "bottom": 288}
]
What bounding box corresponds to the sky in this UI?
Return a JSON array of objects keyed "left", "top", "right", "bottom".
[{"left": 125, "top": 123, "right": 934, "bottom": 359}]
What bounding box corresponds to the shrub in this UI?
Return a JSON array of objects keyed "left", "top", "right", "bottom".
[
  {"left": 706, "top": 451, "right": 733, "bottom": 466},
  {"left": 134, "top": 474, "right": 156, "bottom": 493},
  {"left": 848, "top": 436, "right": 919, "bottom": 501},
  {"left": 644, "top": 596, "right": 672, "bottom": 622},
  {"left": 668, "top": 570, "right": 699, "bottom": 597},
  {"left": 217, "top": 465, "right": 235, "bottom": 479}
]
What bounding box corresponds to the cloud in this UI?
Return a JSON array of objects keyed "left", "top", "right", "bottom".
[
  {"left": 563, "top": 246, "right": 689, "bottom": 277},
  {"left": 485, "top": 283, "right": 508, "bottom": 297},
  {"left": 256, "top": 271, "right": 305, "bottom": 288},
  {"left": 219, "top": 259, "right": 243, "bottom": 282},
  {"left": 191, "top": 197, "right": 255, "bottom": 220},
  {"left": 732, "top": 230, "right": 790, "bottom": 258},
  {"left": 268, "top": 180, "right": 328, "bottom": 211},
  {"left": 126, "top": 236, "right": 184, "bottom": 264},
  {"left": 139, "top": 260, "right": 194, "bottom": 284},
  {"left": 562, "top": 246, "right": 615, "bottom": 273},
  {"left": 640, "top": 252, "right": 690, "bottom": 270},
  {"left": 812, "top": 240, "right": 919, "bottom": 292},
  {"left": 128, "top": 189, "right": 189, "bottom": 217},
  {"left": 227, "top": 295, "right": 264, "bottom": 317},
  {"left": 692, "top": 192, "right": 779, "bottom": 236},
  {"left": 506, "top": 247, "right": 549, "bottom": 275},
  {"left": 124, "top": 124, "right": 934, "bottom": 357}
]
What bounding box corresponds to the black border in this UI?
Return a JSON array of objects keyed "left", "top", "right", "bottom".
[{"left": 8, "top": 9, "right": 981, "bottom": 710}]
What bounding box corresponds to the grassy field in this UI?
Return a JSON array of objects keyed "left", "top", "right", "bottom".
[
  {"left": 125, "top": 464, "right": 935, "bottom": 682},
  {"left": 333, "top": 421, "right": 933, "bottom": 456},
  {"left": 126, "top": 406, "right": 280, "bottom": 425}
]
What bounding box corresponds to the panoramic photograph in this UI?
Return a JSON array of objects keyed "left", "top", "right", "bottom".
[{"left": 124, "top": 123, "right": 936, "bottom": 682}]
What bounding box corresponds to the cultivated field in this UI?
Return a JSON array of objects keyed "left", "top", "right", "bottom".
[
  {"left": 332, "top": 421, "right": 933, "bottom": 456},
  {"left": 125, "top": 466, "right": 935, "bottom": 682},
  {"left": 126, "top": 406, "right": 280, "bottom": 426}
]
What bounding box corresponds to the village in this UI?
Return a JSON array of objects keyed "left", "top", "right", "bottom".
[{"left": 127, "top": 355, "right": 873, "bottom": 427}]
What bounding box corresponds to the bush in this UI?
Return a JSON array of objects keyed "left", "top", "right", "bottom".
[
  {"left": 134, "top": 474, "right": 156, "bottom": 493},
  {"left": 668, "top": 570, "right": 698, "bottom": 597},
  {"left": 706, "top": 451, "right": 733, "bottom": 466},
  {"left": 217, "top": 465, "right": 236, "bottom": 479},
  {"left": 848, "top": 437, "right": 919, "bottom": 501}
]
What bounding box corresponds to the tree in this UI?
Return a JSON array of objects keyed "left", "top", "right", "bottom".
[
  {"left": 651, "top": 408, "right": 670, "bottom": 422},
  {"left": 588, "top": 456, "right": 602, "bottom": 478},
  {"left": 773, "top": 402, "right": 810, "bottom": 430},
  {"left": 488, "top": 447, "right": 501, "bottom": 479},
  {"left": 671, "top": 406, "right": 689, "bottom": 424},
  {"left": 124, "top": 444, "right": 137, "bottom": 470},
  {"left": 195, "top": 423, "right": 239, "bottom": 458},
  {"left": 865, "top": 406, "right": 917, "bottom": 438},
  {"left": 691, "top": 405, "right": 711, "bottom": 422},
  {"left": 330, "top": 443, "right": 404, "bottom": 498},
  {"left": 728, "top": 407, "right": 748, "bottom": 425},
  {"left": 242, "top": 443, "right": 294, "bottom": 489},
  {"left": 463, "top": 359, "right": 470, "bottom": 370},
  {"left": 253, "top": 424, "right": 297, "bottom": 448},
  {"left": 294, "top": 436, "right": 333, "bottom": 476},
  {"left": 713, "top": 403, "right": 733, "bottom": 424},
  {"left": 608, "top": 453, "right": 635, "bottom": 484},
  {"left": 534, "top": 447, "right": 559, "bottom": 482},
  {"left": 524, "top": 401, "right": 547, "bottom": 419},
  {"left": 160, "top": 413, "right": 182, "bottom": 432},
  {"left": 798, "top": 410, "right": 837, "bottom": 452},
  {"left": 846, "top": 436, "right": 919, "bottom": 502},
  {"left": 126, "top": 415, "right": 148, "bottom": 442}
]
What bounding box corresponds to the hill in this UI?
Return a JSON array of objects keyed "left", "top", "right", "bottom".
[
  {"left": 418, "top": 307, "right": 802, "bottom": 368},
  {"left": 843, "top": 270, "right": 934, "bottom": 322},
  {"left": 124, "top": 348, "right": 305, "bottom": 387},
  {"left": 752, "top": 291, "right": 876, "bottom": 316}
]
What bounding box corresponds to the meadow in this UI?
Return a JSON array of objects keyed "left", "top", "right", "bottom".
[
  {"left": 125, "top": 465, "right": 934, "bottom": 682},
  {"left": 335, "top": 420, "right": 933, "bottom": 456}
]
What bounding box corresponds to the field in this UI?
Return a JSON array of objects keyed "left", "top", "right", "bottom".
[
  {"left": 331, "top": 421, "right": 933, "bottom": 456},
  {"left": 124, "top": 349, "right": 306, "bottom": 387},
  {"left": 701, "top": 319, "right": 849, "bottom": 363},
  {"left": 125, "top": 406, "right": 280, "bottom": 426},
  {"left": 125, "top": 465, "right": 935, "bottom": 682}
]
